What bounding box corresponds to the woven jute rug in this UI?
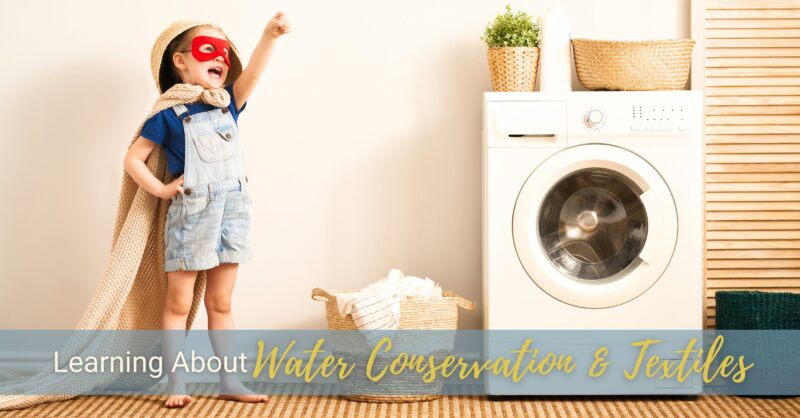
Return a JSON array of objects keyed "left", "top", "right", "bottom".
[{"left": 3, "top": 386, "right": 798, "bottom": 418}]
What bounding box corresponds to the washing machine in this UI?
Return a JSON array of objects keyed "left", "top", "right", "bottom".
[{"left": 481, "top": 91, "right": 704, "bottom": 394}]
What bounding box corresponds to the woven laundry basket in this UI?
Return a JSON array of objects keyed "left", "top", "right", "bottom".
[
  {"left": 571, "top": 38, "right": 695, "bottom": 91},
  {"left": 487, "top": 47, "right": 540, "bottom": 92},
  {"left": 311, "top": 288, "right": 476, "bottom": 403}
]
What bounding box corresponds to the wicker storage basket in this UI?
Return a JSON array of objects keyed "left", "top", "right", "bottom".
[
  {"left": 571, "top": 38, "right": 695, "bottom": 91},
  {"left": 311, "top": 288, "right": 476, "bottom": 403},
  {"left": 487, "top": 47, "right": 540, "bottom": 92}
]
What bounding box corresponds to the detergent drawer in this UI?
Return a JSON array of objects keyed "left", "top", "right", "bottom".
[{"left": 484, "top": 101, "right": 567, "bottom": 148}]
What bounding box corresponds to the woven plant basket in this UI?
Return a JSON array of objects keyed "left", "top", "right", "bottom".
[
  {"left": 311, "top": 288, "right": 476, "bottom": 403},
  {"left": 487, "top": 47, "right": 540, "bottom": 92},
  {"left": 571, "top": 38, "right": 695, "bottom": 91}
]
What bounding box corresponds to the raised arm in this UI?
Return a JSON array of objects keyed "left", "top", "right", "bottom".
[{"left": 232, "top": 12, "right": 291, "bottom": 111}]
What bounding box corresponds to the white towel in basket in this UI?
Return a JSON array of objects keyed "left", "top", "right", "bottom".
[{"left": 336, "top": 269, "right": 443, "bottom": 345}]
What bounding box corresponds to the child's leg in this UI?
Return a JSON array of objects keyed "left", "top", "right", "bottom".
[
  {"left": 162, "top": 269, "right": 199, "bottom": 408},
  {"left": 205, "top": 262, "right": 268, "bottom": 403}
]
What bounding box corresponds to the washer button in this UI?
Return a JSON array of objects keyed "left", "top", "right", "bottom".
[{"left": 184, "top": 188, "right": 192, "bottom": 196}]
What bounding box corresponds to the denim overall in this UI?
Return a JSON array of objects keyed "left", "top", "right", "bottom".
[{"left": 164, "top": 104, "right": 252, "bottom": 272}]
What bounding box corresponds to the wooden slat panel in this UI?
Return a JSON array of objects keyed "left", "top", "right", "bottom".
[
  {"left": 706, "top": 162, "right": 800, "bottom": 173},
  {"left": 702, "top": 3, "right": 800, "bottom": 327},
  {"left": 707, "top": 114, "right": 800, "bottom": 124},
  {"left": 708, "top": 268, "right": 800, "bottom": 277},
  {"left": 708, "top": 1, "right": 800, "bottom": 10},
  {"left": 707, "top": 201, "right": 800, "bottom": 210},
  {"left": 706, "top": 85, "right": 800, "bottom": 95},
  {"left": 707, "top": 10, "right": 800, "bottom": 19},
  {"left": 706, "top": 182, "right": 800, "bottom": 191},
  {"left": 707, "top": 68, "right": 800, "bottom": 78},
  {"left": 709, "top": 168, "right": 800, "bottom": 177},
  {"left": 706, "top": 141, "right": 800, "bottom": 151},
  {"left": 706, "top": 287, "right": 800, "bottom": 297},
  {"left": 706, "top": 210, "right": 800, "bottom": 220},
  {"left": 706, "top": 172, "right": 800, "bottom": 182},
  {"left": 707, "top": 66, "right": 800, "bottom": 79},
  {"left": 708, "top": 258, "right": 800, "bottom": 268},
  {"left": 706, "top": 143, "right": 800, "bottom": 152},
  {"left": 707, "top": 220, "right": 800, "bottom": 229},
  {"left": 708, "top": 230, "right": 800, "bottom": 239},
  {"left": 706, "top": 153, "right": 800, "bottom": 163},
  {"left": 707, "top": 240, "right": 800, "bottom": 249},
  {"left": 706, "top": 125, "right": 800, "bottom": 134},
  {"left": 706, "top": 96, "right": 800, "bottom": 105},
  {"left": 706, "top": 105, "right": 800, "bottom": 115},
  {"left": 706, "top": 76, "right": 800, "bottom": 85},
  {"left": 709, "top": 249, "right": 800, "bottom": 258},
  {"left": 707, "top": 28, "right": 800, "bottom": 38},
  {"left": 706, "top": 190, "right": 800, "bottom": 199},
  {"left": 706, "top": 278, "right": 800, "bottom": 287},
  {"left": 707, "top": 48, "right": 800, "bottom": 57},
  {"left": 706, "top": 134, "right": 800, "bottom": 144},
  {"left": 707, "top": 19, "right": 800, "bottom": 28},
  {"left": 707, "top": 57, "right": 800, "bottom": 67}
]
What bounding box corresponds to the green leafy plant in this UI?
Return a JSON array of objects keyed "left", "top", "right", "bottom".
[{"left": 482, "top": 4, "right": 541, "bottom": 48}]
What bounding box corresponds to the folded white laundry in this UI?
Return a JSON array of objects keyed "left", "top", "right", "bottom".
[{"left": 336, "top": 269, "right": 443, "bottom": 345}]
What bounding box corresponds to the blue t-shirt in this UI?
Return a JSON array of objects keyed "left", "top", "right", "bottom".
[{"left": 141, "top": 84, "right": 247, "bottom": 177}]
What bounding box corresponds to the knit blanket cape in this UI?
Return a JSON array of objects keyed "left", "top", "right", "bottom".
[{"left": 0, "top": 84, "right": 231, "bottom": 410}]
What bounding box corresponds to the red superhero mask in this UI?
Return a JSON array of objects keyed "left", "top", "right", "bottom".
[{"left": 190, "top": 36, "right": 230, "bottom": 67}]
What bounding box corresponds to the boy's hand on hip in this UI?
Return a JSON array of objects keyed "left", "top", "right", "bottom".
[
  {"left": 264, "top": 12, "right": 291, "bottom": 39},
  {"left": 158, "top": 175, "right": 185, "bottom": 200}
]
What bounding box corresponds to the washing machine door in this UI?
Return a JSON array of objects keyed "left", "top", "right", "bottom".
[{"left": 513, "top": 144, "right": 677, "bottom": 308}]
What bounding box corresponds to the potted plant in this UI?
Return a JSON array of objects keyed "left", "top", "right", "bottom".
[{"left": 482, "top": 4, "right": 541, "bottom": 92}]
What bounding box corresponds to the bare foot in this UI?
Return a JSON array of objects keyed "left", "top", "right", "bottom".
[
  {"left": 165, "top": 375, "right": 193, "bottom": 408},
  {"left": 165, "top": 394, "right": 193, "bottom": 408},
  {"left": 219, "top": 393, "right": 269, "bottom": 403},
  {"left": 219, "top": 381, "right": 269, "bottom": 403}
]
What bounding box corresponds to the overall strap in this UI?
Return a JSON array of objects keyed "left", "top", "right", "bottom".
[{"left": 171, "top": 104, "right": 190, "bottom": 119}]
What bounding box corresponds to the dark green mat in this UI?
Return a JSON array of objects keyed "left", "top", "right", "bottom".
[
  {"left": 715, "top": 290, "right": 800, "bottom": 330},
  {"left": 714, "top": 290, "right": 800, "bottom": 395}
]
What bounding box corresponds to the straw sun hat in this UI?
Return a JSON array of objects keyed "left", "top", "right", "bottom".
[{"left": 150, "top": 20, "right": 244, "bottom": 93}]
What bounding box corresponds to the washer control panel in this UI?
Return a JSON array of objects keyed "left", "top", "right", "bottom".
[
  {"left": 483, "top": 91, "right": 701, "bottom": 142},
  {"left": 631, "top": 105, "right": 687, "bottom": 132},
  {"left": 576, "top": 101, "right": 691, "bottom": 134}
]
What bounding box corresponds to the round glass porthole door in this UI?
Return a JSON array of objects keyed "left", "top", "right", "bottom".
[
  {"left": 539, "top": 168, "right": 647, "bottom": 283},
  {"left": 513, "top": 144, "right": 677, "bottom": 308}
]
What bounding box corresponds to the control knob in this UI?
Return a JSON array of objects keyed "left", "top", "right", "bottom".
[{"left": 585, "top": 109, "right": 605, "bottom": 129}]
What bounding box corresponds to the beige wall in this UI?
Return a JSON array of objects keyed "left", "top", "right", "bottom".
[{"left": 0, "top": 0, "right": 689, "bottom": 329}]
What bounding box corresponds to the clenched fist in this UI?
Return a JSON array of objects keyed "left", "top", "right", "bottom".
[{"left": 264, "top": 12, "right": 291, "bottom": 39}]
